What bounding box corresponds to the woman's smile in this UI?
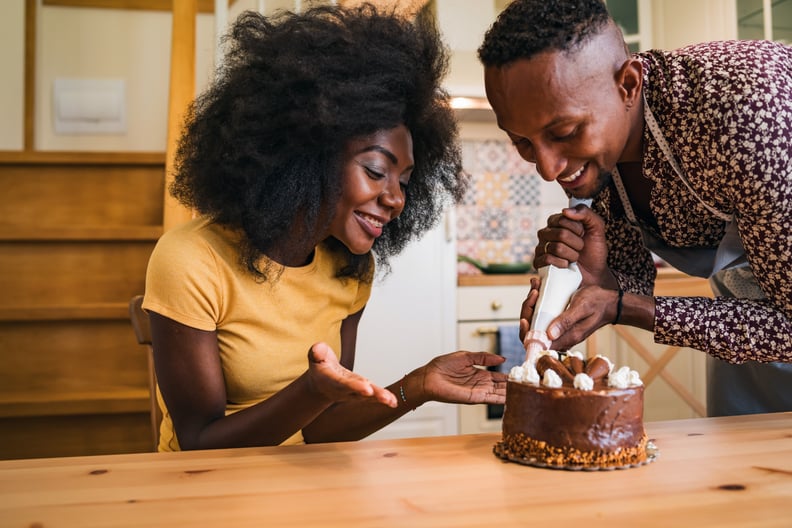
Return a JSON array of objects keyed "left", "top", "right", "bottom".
[
  {"left": 354, "top": 210, "right": 386, "bottom": 238},
  {"left": 330, "top": 125, "right": 414, "bottom": 254}
]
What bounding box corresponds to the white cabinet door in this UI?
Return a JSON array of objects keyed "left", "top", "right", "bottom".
[
  {"left": 456, "top": 285, "right": 528, "bottom": 435},
  {"left": 355, "top": 215, "right": 458, "bottom": 440},
  {"left": 457, "top": 320, "right": 508, "bottom": 434}
]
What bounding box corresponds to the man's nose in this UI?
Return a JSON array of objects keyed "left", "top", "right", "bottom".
[{"left": 533, "top": 145, "right": 565, "bottom": 182}]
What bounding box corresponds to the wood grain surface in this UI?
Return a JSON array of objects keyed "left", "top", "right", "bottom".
[{"left": 0, "top": 412, "right": 790, "bottom": 527}]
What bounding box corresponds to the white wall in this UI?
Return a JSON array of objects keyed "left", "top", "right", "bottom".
[
  {"left": 0, "top": 0, "right": 745, "bottom": 154},
  {"left": 34, "top": 3, "right": 217, "bottom": 152},
  {"left": 651, "top": 0, "right": 737, "bottom": 49},
  {"left": 436, "top": 0, "right": 498, "bottom": 97},
  {"left": 0, "top": 0, "right": 25, "bottom": 150}
]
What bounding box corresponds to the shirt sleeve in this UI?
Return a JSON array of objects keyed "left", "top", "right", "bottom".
[
  {"left": 142, "top": 226, "right": 222, "bottom": 332},
  {"left": 653, "top": 176, "right": 792, "bottom": 364},
  {"left": 606, "top": 218, "right": 657, "bottom": 296},
  {"left": 652, "top": 43, "right": 792, "bottom": 363}
]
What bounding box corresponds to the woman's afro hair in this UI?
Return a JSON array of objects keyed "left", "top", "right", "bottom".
[{"left": 171, "top": 3, "right": 465, "bottom": 280}]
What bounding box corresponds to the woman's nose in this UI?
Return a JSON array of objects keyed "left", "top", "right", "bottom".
[{"left": 380, "top": 178, "right": 405, "bottom": 211}]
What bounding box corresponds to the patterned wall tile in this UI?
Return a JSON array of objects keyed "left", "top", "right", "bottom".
[
  {"left": 473, "top": 172, "right": 510, "bottom": 207},
  {"left": 475, "top": 140, "right": 510, "bottom": 172},
  {"left": 477, "top": 206, "right": 509, "bottom": 240},
  {"left": 455, "top": 204, "right": 478, "bottom": 241},
  {"left": 509, "top": 206, "right": 540, "bottom": 262},
  {"left": 457, "top": 140, "right": 568, "bottom": 274},
  {"left": 479, "top": 240, "right": 512, "bottom": 263},
  {"left": 509, "top": 173, "right": 541, "bottom": 206},
  {"left": 504, "top": 145, "right": 534, "bottom": 174}
]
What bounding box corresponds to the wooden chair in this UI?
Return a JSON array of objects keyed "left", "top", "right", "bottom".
[{"left": 129, "top": 295, "right": 161, "bottom": 451}]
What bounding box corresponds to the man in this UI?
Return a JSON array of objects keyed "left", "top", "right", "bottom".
[{"left": 479, "top": 0, "right": 792, "bottom": 416}]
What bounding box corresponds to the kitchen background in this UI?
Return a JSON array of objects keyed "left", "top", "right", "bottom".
[
  {"left": 456, "top": 139, "right": 565, "bottom": 273},
  {"left": 0, "top": 0, "right": 789, "bottom": 457}
]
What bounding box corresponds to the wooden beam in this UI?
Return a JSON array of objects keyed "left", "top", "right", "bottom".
[
  {"left": 612, "top": 326, "right": 707, "bottom": 417},
  {"left": 338, "top": 0, "right": 432, "bottom": 18},
  {"left": 0, "top": 150, "right": 164, "bottom": 164},
  {"left": 163, "top": 0, "right": 197, "bottom": 230},
  {"left": 24, "top": 0, "right": 36, "bottom": 151},
  {"left": 42, "top": 0, "right": 227, "bottom": 13}
]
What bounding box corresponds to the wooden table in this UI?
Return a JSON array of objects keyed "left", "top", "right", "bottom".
[{"left": 1, "top": 413, "right": 790, "bottom": 527}]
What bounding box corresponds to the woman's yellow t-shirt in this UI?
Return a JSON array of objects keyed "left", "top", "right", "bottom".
[{"left": 143, "top": 217, "right": 372, "bottom": 451}]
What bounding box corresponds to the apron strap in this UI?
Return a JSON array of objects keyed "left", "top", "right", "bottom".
[{"left": 643, "top": 97, "right": 733, "bottom": 222}]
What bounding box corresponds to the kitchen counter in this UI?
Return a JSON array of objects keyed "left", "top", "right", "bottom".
[
  {"left": 458, "top": 266, "right": 709, "bottom": 293},
  {"left": 1, "top": 412, "right": 790, "bottom": 527},
  {"left": 458, "top": 272, "right": 535, "bottom": 287}
]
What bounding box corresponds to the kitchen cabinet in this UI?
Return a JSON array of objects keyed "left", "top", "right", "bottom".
[
  {"left": 607, "top": 0, "right": 652, "bottom": 51},
  {"left": 650, "top": 1, "right": 738, "bottom": 48},
  {"left": 456, "top": 277, "right": 533, "bottom": 434},
  {"left": 355, "top": 215, "right": 459, "bottom": 441},
  {"left": 737, "top": 0, "right": 791, "bottom": 41},
  {"left": 439, "top": 0, "right": 651, "bottom": 99}
]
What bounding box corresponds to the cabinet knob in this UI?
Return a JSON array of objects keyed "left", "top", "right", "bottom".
[{"left": 490, "top": 300, "right": 502, "bottom": 311}]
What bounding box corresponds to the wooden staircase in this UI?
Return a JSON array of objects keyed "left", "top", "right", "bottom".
[{"left": 0, "top": 151, "right": 165, "bottom": 459}]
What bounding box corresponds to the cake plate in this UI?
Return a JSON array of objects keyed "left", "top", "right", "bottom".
[{"left": 494, "top": 440, "right": 659, "bottom": 471}]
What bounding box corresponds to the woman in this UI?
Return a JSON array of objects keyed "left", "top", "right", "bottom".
[{"left": 143, "top": 4, "right": 507, "bottom": 451}]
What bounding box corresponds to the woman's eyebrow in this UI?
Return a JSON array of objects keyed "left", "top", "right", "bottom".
[{"left": 356, "top": 145, "right": 398, "bottom": 164}]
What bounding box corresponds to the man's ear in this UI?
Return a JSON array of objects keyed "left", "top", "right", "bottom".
[{"left": 616, "top": 58, "right": 643, "bottom": 108}]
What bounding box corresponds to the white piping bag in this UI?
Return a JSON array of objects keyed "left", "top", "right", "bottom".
[{"left": 524, "top": 263, "right": 582, "bottom": 360}]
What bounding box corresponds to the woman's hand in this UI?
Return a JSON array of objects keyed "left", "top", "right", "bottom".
[
  {"left": 306, "top": 342, "right": 397, "bottom": 408},
  {"left": 535, "top": 204, "right": 617, "bottom": 289},
  {"left": 410, "top": 352, "right": 508, "bottom": 405}
]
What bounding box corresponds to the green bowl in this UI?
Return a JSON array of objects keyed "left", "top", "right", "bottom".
[{"left": 457, "top": 255, "right": 533, "bottom": 274}]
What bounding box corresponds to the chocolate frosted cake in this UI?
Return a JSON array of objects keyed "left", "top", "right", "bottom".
[{"left": 494, "top": 351, "right": 653, "bottom": 470}]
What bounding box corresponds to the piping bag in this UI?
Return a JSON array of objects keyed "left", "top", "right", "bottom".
[{"left": 524, "top": 263, "right": 583, "bottom": 361}]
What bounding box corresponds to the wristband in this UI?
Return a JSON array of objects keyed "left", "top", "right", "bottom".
[{"left": 613, "top": 288, "right": 624, "bottom": 325}]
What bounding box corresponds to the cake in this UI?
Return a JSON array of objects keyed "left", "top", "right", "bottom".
[{"left": 493, "top": 350, "right": 653, "bottom": 470}]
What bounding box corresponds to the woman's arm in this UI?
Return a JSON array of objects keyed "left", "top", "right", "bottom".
[
  {"left": 303, "top": 310, "right": 508, "bottom": 443},
  {"left": 150, "top": 311, "right": 395, "bottom": 450},
  {"left": 302, "top": 309, "right": 415, "bottom": 442}
]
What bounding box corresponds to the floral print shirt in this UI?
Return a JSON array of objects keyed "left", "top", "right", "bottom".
[{"left": 591, "top": 40, "right": 792, "bottom": 364}]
